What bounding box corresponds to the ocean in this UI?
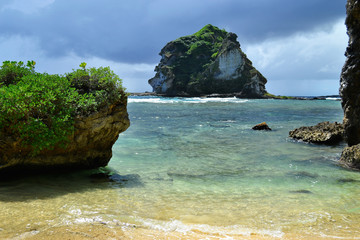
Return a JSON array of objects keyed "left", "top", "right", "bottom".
[{"left": 1, "top": 96, "right": 359, "bottom": 239}]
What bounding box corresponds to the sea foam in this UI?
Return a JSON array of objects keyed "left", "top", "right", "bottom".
[
  {"left": 134, "top": 217, "right": 285, "bottom": 238},
  {"left": 128, "top": 96, "right": 249, "bottom": 104}
]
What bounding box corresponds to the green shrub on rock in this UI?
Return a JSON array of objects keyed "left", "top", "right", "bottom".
[
  {"left": 0, "top": 61, "right": 126, "bottom": 154},
  {"left": 67, "top": 65, "right": 124, "bottom": 113},
  {"left": 0, "top": 61, "right": 33, "bottom": 86}
]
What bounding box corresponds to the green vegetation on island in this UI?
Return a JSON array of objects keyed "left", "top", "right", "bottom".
[
  {"left": 264, "top": 93, "right": 295, "bottom": 99},
  {"left": 149, "top": 24, "right": 267, "bottom": 97},
  {"left": 0, "top": 61, "right": 126, "bottom": 154}
]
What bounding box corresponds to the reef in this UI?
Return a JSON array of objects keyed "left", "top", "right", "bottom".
[{"left": 289, "top": 121, "right": 344, "bottom": 145}]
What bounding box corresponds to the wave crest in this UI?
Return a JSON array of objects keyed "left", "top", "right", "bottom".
[{"left": 128, "top": 97, "right": 249, "bottom": 104}]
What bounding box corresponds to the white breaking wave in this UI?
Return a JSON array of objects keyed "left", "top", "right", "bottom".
[
  {"left": 325, "top": 97, "right": 341, "bottom": 101},
  {"left": 128, "top": 97, "right": 249, "bottom": 104},
  {"left": 133, "top": 217, "right": 285, "bottom": 238}
]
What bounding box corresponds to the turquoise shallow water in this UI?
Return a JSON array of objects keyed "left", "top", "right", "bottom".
[{"left": 1, "top": 97, "right": 360, "bottom": 239}]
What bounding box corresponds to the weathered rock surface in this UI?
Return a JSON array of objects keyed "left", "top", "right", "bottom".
[
  {"left": 339, "top": 0, "right": 360, "bottom": 169},
  {"left": 148, "top": 24, "right": 267, "bottom": 97},
  {"left": 0, "top": 97, "right": 130, "bottom": 175},
  {"left": 289, "top": 121, "right": 344, "bottom": 145},
  {"left": 340, "top": 0, "right": 360, "bottom": 147},
  {"left": 340, "top": 144, "right": 360, "bottom": 169},
  {"left": 252, "top": 122, "right": 272, "bottom": 131}
]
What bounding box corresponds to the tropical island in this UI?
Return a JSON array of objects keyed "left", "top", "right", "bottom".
[{"left": 148, "top": 24, "right": 267, "bottom": 98}]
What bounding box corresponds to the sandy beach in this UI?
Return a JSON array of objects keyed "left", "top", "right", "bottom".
[{"left": 1, "top": 223, "right": 320, "bottom": 240}]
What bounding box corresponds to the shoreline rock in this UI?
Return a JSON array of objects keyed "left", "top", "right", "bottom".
[
  {"left": 289, "top": 121, "right": 344, "bottom": 145},
  {"left": 0, "top": 97, "right": 130, "bottom": 176},
  {"left": 339, "top": 0, "right": 360, "bottom": 169},
  {"left": 340, "top": 144, "right": 360, "bottom": 169}
]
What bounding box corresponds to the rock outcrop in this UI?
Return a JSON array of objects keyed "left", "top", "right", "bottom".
[
  {"left": 149, "top": 24, "right": 267, "bottom": 97},
  {"left": 340, "top": 144, "right": 360, "bottom": 169},
  {"left": 0, "top": 97, "right": 130, "bottom": 175},
  {"left": 340, "top": 0, "right": 360, "bottom": 146},
  {"left": 289, "top": 121, "right": 344, "bottom": 145},
  {"left": 339, "top": 0, "right": 360, "bottom": 169},
  {"left": 252, "top": 122, "right": 272, "bottom": 131}
]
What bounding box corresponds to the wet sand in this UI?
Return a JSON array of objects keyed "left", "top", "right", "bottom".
[{"left": 1, "top": 223, "right": 342, "bottom": 240}]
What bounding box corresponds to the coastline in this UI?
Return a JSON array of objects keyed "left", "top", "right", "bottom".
[{"left": 129, "top": 92, "right": 341, "bottom": 100}]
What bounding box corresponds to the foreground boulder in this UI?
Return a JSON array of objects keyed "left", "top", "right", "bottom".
[
  {"left": 0, "top": 97, "right": 130, "bottom": 175},
  {"left": 339, "top": 0, "right": 360, "bottom": 169},
  {"left": 289, "top": 121, "right": 344, "bottom": 145},
  {"left": 148, "top": 24, "right": 267, "bottom": 97},
  {"left": 0, "top": 62, "right": 130, "bottom": 176}
]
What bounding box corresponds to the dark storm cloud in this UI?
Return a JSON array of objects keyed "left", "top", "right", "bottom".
[{"left": 0, "top": 0, "right": 345, "bottom": 63}]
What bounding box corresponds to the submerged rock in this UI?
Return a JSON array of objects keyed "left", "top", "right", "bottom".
[
  {"left": 0, "top": 98, "right": 130, "bottom": 175},
  {"left": 252, "top": 122, "right": 272, "bottom": 131},
  {"left": 337, "top": 178, "right": 360, "bottom": 183},
  {"left": 148, "top": 24, "right": 267, "bottom": 97},
  {"left": 340, "top": 0, "right": 360, "bottom": 169},
  {"left": 289, "top": 121, "right": 344, "bottom": 145},
  {"left": 90, "top": 172, "right": 142, "bottom": 187},
  {"left": 289, "top": 190, "right": 313, "bottom": 194},
  {"left": 286, "top": 171, "right": 319, "bottom": 179}
]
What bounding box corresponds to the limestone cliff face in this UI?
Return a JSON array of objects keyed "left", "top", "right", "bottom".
[
  {"left": 340, "top": 0, "right": 360, "bottom": 169},
  {"left": 0, "top": 97, "right": 130, "bottom": 175},
  {"left": 149, "top": 24, "right": 267, "bottom": 97},
  {"left": 340, "top": 0, "right": 360, "bottom": 146}
]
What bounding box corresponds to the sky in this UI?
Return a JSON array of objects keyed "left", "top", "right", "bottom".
[{"left": 0, "top": 0, "right": 348, "bottom": 96}]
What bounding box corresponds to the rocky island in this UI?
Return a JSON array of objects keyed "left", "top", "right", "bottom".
[
  {"left": 0, "top": 61, "right": 130, "bottom": 176},
  {"left": 148, "top": 24, "right": 267, "bottom": 98}
]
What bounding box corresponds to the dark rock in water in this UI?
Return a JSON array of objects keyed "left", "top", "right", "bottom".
[
  {"left": 167, "top": 172, "right": 207, "bottom": 179},
  {"left": 289, "top": 190, "right": 313, "bottom": 194},
  {"left": 287, "top": 171, "right": 319, "bottom": 179},
  {"left": 90, "top": 172, "right": 142, "bottom": 187},
  {"left": 289, "top": 121, "right": 344, "bottom": 145},
  {"left": 340, "top": 0, "right": 360, "bottom": 170},
  {"left": 337, "top": 178, "right": 360, "bottom": 183},
  {"left": 340, "top": 144, "right": 360, "bottom": 169},
  {"left": 148, "top": 24, "right": 267, "bottom": 98},
  {"left": 252, "top": 122, "right": 272, "bottom": 131}
]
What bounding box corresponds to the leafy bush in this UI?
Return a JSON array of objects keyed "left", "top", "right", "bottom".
[
  {"left": 0, "top": 73, "right": 78, "bottom": 153},
  {"left": 67, "top": 65, "right": 125, "bottom": 115},
  {"left": 0, "top": 61, "right": 126, "bottom": 154},
  {"left": 0, "top": 61, "right": 34, "bottom": 86}
]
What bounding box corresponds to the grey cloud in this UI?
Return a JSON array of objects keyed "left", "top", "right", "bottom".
[{"left": 0, "top": 0, "right": 346, "bottom": 63}]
